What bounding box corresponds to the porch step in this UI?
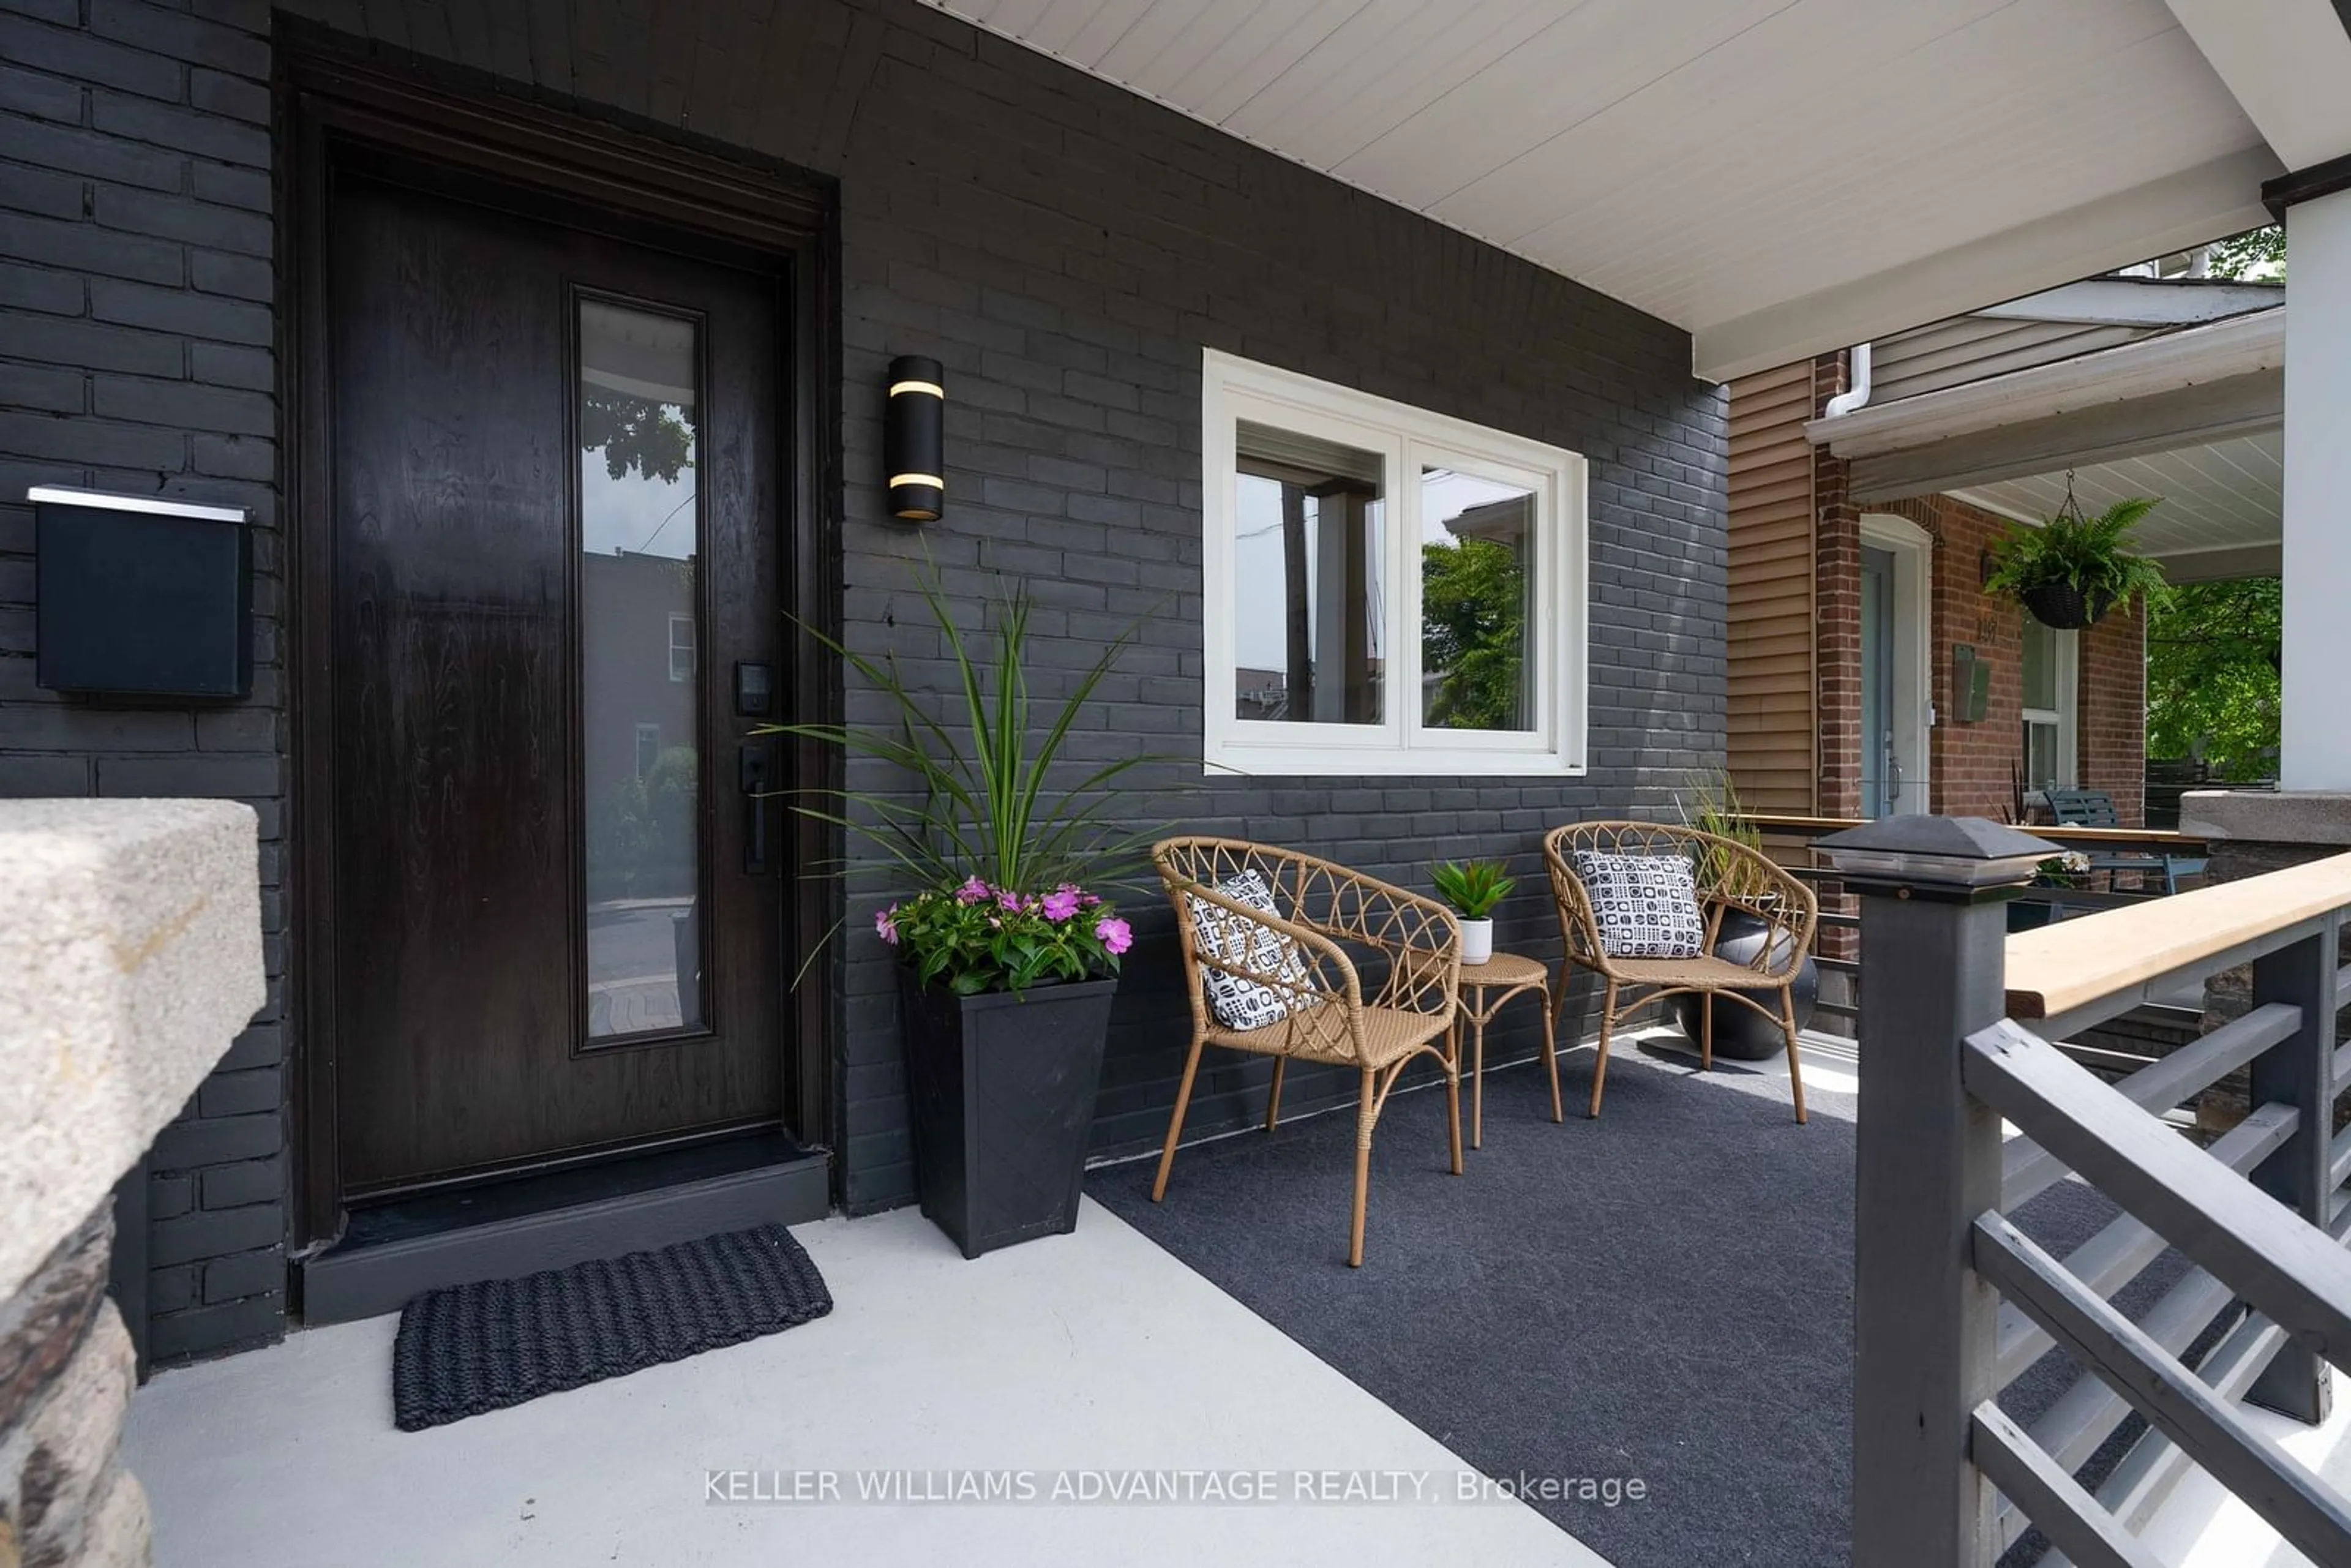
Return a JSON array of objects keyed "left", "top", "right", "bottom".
[{"left": 297, "top": 1131, "right": 830, "bottom": 1327}]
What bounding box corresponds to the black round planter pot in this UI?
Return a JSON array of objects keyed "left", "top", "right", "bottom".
[
  {"left": 897, "top": 966, "right": 1117, "bottom": 1259},
  {"left": 2019, "top": 582, "right": 2113, "bottom": 631},
  {"left": 1670, "top": 910, "right": 1818, "bottom": 1060}
]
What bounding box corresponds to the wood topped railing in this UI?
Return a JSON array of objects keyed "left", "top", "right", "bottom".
[{"left": 2004, "top": 852, "right": 2351, "bottom": 1025}]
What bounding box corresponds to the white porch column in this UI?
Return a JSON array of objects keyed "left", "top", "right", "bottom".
[{"left": 2281, "top": 185, "right": 2351, "bottom": 789}]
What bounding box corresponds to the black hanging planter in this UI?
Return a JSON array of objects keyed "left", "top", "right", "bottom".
[
  {"left": 897, "top": 967, "right": 1118, "bottom": 1259},
  {"left": 2019, "top": 582, "right": 2113, "bottom": 631}
]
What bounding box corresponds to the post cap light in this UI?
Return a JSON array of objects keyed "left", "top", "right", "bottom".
[
  {"left": 885, "top": 354, "right": 943, "bottom": 522},
  {"left": 1817, "top": 815, "right": 2061, "bottom": 895}
]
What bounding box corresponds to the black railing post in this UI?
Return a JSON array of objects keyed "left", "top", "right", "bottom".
[
  {"left": 2248, "top": 910, "right": 2342, "bottom": 1422},
  {"left": 1820, "top": 816, "right": 2057, "bottom": 1568}
]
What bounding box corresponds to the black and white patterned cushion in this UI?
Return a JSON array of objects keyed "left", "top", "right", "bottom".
[
  {"left": 1185, "top": 870, "right": 1320, "bottom": 1031},
  {"left": 1572, "top": 850, "right": 1706, "bottom": 959}
]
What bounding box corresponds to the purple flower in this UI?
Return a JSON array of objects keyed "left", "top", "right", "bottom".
[
  {"left": 1041, "top": 888, "right": 1081, "bottom": 922},
  {"left": 955, "top": 876, "right": 990, "bottom": 905},
  {"left": 998, "top": 890, "right": 1025, "bottom": 913},
  {"left": 1095, "top": 915, "right": 1133, "bottom": 956},
  {"left": 875, "top": 905, "right": 900, "bottom": 945}
]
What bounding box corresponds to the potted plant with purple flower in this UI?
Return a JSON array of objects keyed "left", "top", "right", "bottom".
[{"left": 769, "top": 571, "right": 1162, "bottom": 1259}]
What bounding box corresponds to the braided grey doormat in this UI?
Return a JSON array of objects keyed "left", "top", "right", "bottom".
[{"left": 392, "top": 1223, "right": 833, "bottom": 1431}]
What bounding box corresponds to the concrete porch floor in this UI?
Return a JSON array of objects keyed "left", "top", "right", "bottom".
[{"left": 122, "top": 1196, "right": 1607, "bottom": 1567}]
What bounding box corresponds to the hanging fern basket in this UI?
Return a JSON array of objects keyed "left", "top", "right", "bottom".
[
  {"left": 2019, "top": 582, "right": 2113, "bottom": 631},
  {"left": 1985, "top": 474, "right": 2167, "bottom": 631}
]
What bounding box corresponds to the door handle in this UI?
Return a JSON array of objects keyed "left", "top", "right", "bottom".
[{"left": 739, "top": 743, "right": 772, "bottom": 874}]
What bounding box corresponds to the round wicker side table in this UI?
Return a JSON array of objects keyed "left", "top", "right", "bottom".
[{"left": 1451, "top": 950, "right": 1561, "bottom": 1149}]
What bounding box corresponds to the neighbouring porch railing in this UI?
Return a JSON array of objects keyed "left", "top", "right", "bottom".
[
  {"left": 1818, "top": 816, "right": 2351, "bottom": 1567},
  {"left": 1749, "top": 813, "right": 2210, "bottom": 1054}
]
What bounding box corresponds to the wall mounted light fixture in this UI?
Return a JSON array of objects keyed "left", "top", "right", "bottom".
[{"left": 886, "top": 355, "right": 944, "bottom": 522}]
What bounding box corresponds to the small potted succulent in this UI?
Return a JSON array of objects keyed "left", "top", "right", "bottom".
[
  {"left": 1431, "top": 858, "right": 1514, "bottom": 966},
  {"left": 769, "top": 570, "right": 1161, "bottom": 1259},
  {"left": 1982, "top": 492, "right": 2170, "bottom": 629}
]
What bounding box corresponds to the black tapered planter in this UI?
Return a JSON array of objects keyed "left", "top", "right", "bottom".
[
  {"left": 897, "top": 967, "right": 1118, "bottom": 1259},
  {"left": 1670, "top": 910, "right": 1818, "bottom": 1060}
]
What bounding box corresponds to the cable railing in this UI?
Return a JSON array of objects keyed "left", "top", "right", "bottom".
[
  {"left": 1747, "top": 813, "right": 2210, "bottom": 1049},
  {"left": 1819, "top": 816, "right": 2351, "bottom": 1566}
]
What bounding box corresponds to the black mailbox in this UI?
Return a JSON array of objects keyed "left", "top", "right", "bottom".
[{"left": 32, "top": 486, "right": 252, "bottom": 699}]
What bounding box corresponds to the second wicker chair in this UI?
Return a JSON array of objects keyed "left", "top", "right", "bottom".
[{"left": 1543, "top": 820, "right": 1815, "bottom": 1123}]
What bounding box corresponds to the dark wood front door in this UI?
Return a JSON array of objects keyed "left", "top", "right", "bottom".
[{"left": 324, "top": 168, "right": 789, "bottom": 1198}]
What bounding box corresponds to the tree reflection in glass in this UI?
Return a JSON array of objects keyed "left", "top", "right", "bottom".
[
  {"left": 579, "top": 298, "right": 703, "bottom": 1039},
  {"left": 1421, "top": 468, "right": 1535, "bottom": 732}
]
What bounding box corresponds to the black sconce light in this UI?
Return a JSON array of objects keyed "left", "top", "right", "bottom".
[{"left": 886, "top": 355, "right": 944, "bottom": 522}]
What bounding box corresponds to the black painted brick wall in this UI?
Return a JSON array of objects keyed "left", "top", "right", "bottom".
[
  {"left": 0, "top": 0, "right": 284, "bottom": 1361},
  {"left": 813, "top": 1, "right": 1727, "bottom": 1207},
  {"left": 6, "top": 0, "right": 1726, "bottom": 1358}
]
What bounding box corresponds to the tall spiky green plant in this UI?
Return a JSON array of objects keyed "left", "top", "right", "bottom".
[
  {"left": 1676, "top": 768, "right": 1772, "bottom": 901},
  {"left": 760, "top": 568, "right": 1168, "bottom": 898}
]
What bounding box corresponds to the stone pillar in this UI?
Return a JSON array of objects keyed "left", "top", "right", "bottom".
[
  {"left": 1, "top": 1210, "right": 148, "bottom": 1568},
  {"left": 0, "top": 801, "right": 266, "bottom": 1568},
  {"left": 2281, "top": 186, "right": 2351, "bottom": 791},
  {"left": 2180, "top": 791, "right": 2351, "bottom": 883}
]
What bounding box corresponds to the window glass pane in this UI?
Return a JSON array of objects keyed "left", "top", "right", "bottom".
[
  {"left": 1231, "top": 419, "right": 1384, "bottom": 724},
  {"left": 2024, "top": 719, "right": 2058, "bottom": 792},
  {"left": 580, "top": 298, "right": 702, "bottom": 1038},
  {"left": 1420, "top": 467, "right": 1535, "bottom": 732},
  {"left": 2020, "top": 617, "right": 2058, "bottom": 712}
]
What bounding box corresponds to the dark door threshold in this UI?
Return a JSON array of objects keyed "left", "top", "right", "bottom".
[{"left": 298, "top": 1130, "right": 830, "bottom": 1327}]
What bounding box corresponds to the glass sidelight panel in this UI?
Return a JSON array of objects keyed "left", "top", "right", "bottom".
[
  {"left": 1230, "top": 419, "right": 1385, "bottom": 724},
  {"left": 1420, "top": 466, "right": 1535, "bottom": 732},
  {"left": 1859, "top": 547, "right": 1891, "bottom": 816},
  {"left": 579, "top": 298, "right": 703, "bottom": 1039}
]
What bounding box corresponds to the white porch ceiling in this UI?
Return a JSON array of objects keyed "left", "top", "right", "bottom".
[
  {"left": 1951, "top": 432, "right": 2282, "bottom": 572},
  {"left": 926, "top": 0, "right": 2293, "bottom": 380}
]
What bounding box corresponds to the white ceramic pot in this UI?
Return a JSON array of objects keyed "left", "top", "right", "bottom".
[{"left": 1460, "top": 917, "right": 1494, "bottom": 966}]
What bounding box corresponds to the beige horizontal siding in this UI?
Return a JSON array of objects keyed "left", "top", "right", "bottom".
[
  {"left": 1725, "top": 359, "right": 1817, "bottom": 815},
  {"left": 1871, "top": 315, "right": 2159, "bottom": 402}
]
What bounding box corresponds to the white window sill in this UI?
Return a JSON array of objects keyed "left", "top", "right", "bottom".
[{"left": 1204, "top": 748, "right": 1585, "bottom": 779}]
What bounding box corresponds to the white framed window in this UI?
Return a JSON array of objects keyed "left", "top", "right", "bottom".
[
  {"left": 2019, "top": 617, "right": 2077, "bottom": 795},
  {"left": 1201, "top": 350, "right": 1588, "bottom": 777},
  {"left": 667, "top": 613, "right": 694, "bottom": 683}
]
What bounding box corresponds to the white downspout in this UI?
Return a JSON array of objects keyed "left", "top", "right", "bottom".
[{"left": 1823, "top": 342, "right": 1873, "bottom": 418}]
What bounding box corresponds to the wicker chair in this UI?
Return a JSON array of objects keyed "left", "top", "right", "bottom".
[
  {"left": 1151, "top": 838, "right": 1464, "bottom": 1266},
  {"left": 1543, "top": 821, "right": 1816, "bottom": 1123}
]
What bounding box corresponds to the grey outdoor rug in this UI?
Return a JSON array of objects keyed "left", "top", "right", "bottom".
[
  {"left": 1088, "top": 1041, "right": 2203, "bottom": 1568},
  {"left": 391, "top": 1223, "right": 833, "bottom": 1431}
]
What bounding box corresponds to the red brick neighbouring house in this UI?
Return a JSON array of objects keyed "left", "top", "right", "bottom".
[
  {"left": 1730, "top": 271, "right": 2284, "bottom": 829},
  {"left": 1732, "top": 348, "right": 2151, "bottom": 827}
]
